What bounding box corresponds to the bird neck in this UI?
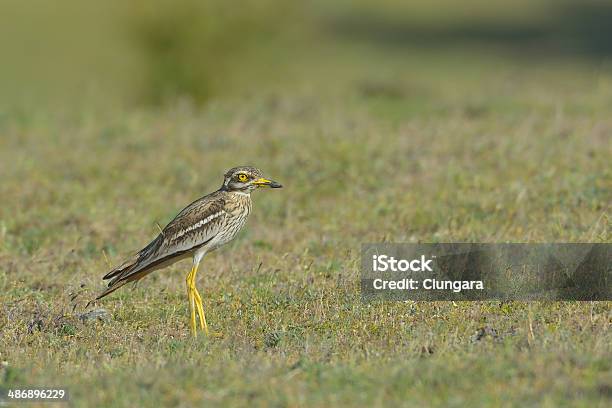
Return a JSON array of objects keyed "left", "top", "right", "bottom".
[{"left": 229, "top": 190, "right": 251, "bottom": 197}]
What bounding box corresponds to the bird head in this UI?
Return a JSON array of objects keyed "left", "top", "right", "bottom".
[{"left": 222, "top": 166, "right": 282, "bottom": 192}]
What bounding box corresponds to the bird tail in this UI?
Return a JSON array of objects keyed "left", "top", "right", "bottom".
[
  {"left": 95, "top": 235, "right": 164, "bottom": 300},
  {"left": 96, "top": 256, "right": 141, "bottom": 300}
]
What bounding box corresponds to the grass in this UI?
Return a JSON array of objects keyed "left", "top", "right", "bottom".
[{"left": 0, "top": 4, "right": 611, "bottom": 406}]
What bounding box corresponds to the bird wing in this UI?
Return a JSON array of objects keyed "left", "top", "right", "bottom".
[
  {"left": 156, "top": 193, "right": 227, "bottom": 259},
  {"left": 97, "top": 192, "right": 226, "bottom": 299}
]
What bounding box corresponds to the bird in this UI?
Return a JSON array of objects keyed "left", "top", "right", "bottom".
[{"left": 96, "top": 166, "right": 282, "bottom": 337}]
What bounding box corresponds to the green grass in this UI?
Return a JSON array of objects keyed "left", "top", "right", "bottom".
[{"left": 1, "top": 4, "right": 611, "bottom": 406}]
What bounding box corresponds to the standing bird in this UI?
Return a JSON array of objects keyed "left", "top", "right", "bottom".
[{"left": 96, "top": 166, "right": 282, "bottom": 336}]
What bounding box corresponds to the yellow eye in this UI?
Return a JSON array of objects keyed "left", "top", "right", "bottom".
[{"left": 237, "top": 174, "right": 248, "bottom": 182}]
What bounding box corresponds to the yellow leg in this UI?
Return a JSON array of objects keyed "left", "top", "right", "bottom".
[
  {"left": 193, "top": 288, "right": 209, "bottom": 335},
  {"left": 186, "top": 263, "right": 209, "bottom": 337},
  {"left": 186, "top": 266, "right": 197, "bottom": 337},
  {"left": 189, "top": 263, "right": 209, "bottom": 335}
]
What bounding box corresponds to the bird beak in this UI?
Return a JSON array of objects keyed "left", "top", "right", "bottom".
[{"left": 253, "top": 177, "right": 282, "bottom": 188}]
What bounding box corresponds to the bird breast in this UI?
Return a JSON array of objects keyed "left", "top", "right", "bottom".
[{"left": 215, "top": 192, "right": 252, "bottom": 246}]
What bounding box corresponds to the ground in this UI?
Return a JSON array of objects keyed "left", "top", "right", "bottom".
[{"left": 0, "top": 4, "right": 611, "bottom": 406}]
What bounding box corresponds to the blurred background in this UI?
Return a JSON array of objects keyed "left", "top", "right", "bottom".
[{"left": 1, "top": 0, "right": 612, "bottom": 110}]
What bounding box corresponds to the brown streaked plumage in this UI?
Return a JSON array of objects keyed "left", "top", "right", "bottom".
[{"left": 96, "top": 166, "right": 282, "bottom": 336}]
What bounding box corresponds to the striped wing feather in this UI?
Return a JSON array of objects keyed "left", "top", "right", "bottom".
[{"left": 97, "top": 192, "right": 226, "bottom": 299}]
